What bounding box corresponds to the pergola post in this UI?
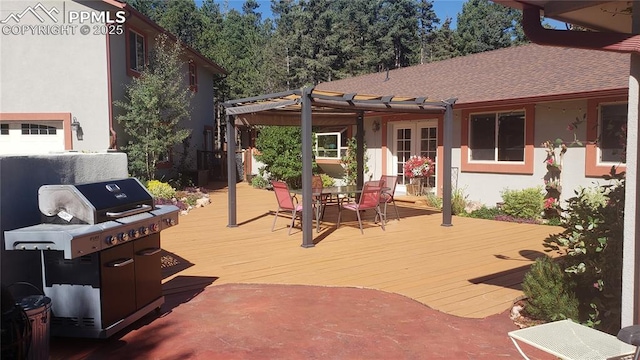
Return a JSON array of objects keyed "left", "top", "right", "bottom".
[
  {"left": 226, "top": 114, "right": 237, "bottom": 227},
  {"left": 622, "top": 8, "right": 640, "bottom": 327},
  {"left": 301, "top": 87, "right": 314, "bottom": 248},
  {"left": 441, "top": 101, "right": 454, "bottom": 227},
  {"left": 356, "top": 111, "right": 365, "bottom": 189}
]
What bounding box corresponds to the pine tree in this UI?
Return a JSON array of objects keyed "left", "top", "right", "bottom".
[{"left": 455, "top": 0, "right": 524, "bottom": 55}]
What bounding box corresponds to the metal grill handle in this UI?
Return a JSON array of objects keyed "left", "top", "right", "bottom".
[
  {"left": 106, "top": 258, "right": 134, "bottom": 267},
  {"left": 106, "top": 204, "right": 152, "bottom": 218},
  {"left": 137, "top": 248, "right": 161, "bottom": 256}
]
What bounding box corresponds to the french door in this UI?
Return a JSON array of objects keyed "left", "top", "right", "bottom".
[{"left": 393, "top": 121, "right": 438, "bottom": 193}]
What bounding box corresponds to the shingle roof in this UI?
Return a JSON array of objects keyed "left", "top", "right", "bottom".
[{"left": 314, "top": 44, "right": 629, "bottom": 106}]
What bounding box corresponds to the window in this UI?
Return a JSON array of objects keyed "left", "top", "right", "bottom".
[
  {"left": 599, "top": 103, "right": 627, "bottom": 163},
  {"left": 469, "top": 111, "right": 525, "bottom": 162},
  {"left": 585, "top": 98, "right": 627, "bottom": 177},
  {"left": 461, "top": 105, "right": 534, "bottom": 174},
  {"left": 0, "top": 124, "right": 8, "bottom": 135},
  {"left": 21, "top": 123, "right": 56, "bottom": 135},
  {"left": 127, "top": 28, "right": 146, "bottom": 74},
  {"left": 188, "top": 61, "right": 198, "bottom": 92},
  {"left": 315, "top": 129, "right": 348, "bottom": 159}
]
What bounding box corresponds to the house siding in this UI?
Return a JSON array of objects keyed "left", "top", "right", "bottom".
[{"left": 0, "top": 0, "right": 112, "bottom": 152}]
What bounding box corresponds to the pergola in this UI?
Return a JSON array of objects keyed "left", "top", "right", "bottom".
[{"left": 222, "top": 87, "right": 457, "bottom": 247}]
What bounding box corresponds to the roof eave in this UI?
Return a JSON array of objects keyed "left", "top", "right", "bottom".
[{"left": 100, "top": 0, "right": 228, "bottom": 75}]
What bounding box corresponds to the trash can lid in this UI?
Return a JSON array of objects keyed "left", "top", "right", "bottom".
[{"left": 18, "top": 295, "right": 51, "bottom": 311}]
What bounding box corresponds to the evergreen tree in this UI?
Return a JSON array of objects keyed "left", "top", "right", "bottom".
[
  {"left": 428, "top": 17, "right": 461, "bottom": 62},
  {"left": 152, "top": 0, "right": 203, "bottom": 46},
  {"left": 375, "top": 0, "right": 420, "bottom": 69},
  {"left": 125, "top": 0, "right": 165, "bottom": 20},
  {"left": 455, "top": 0, "right": 524, "bottom": 55},
  {"left": 115, "top": 35, "right": 192, "bottom": 181},
  {"left": 331, "top": 0, "right": 379, "bottom": 76},
  {"left": 416, "top": 0, "right": 439, "bottom": 64}
]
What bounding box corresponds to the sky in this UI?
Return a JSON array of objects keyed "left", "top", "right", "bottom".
[
  {"left": 214, "top": 1, "right": 565, "bottom": 30},
  {"left": 216, "top": 0, "right": 466, "bottom": 28}
]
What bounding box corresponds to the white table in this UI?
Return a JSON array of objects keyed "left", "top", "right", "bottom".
[{"left": 508, "top": 319, "right": 637, "bottom": 360}]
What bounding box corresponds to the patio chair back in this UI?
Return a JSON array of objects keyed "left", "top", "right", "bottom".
[
  {"left": 336, "top": 181, "right": 385, "bottom": 234},
  {"left": 272, "top": 180, "right": 295, "bottom": 210},
  {"left": 359, "top": 181, "right": 382, "bottom": 209},
  {"left": 312, "top": 175, "right": 323, "bottom": 189},
  {"left": 379, "top": 175, "right": 400, "bottom": 222},
  {"left": 380, "top": 175, "right": 397, "bottom": 194},
  {"left": 271, "top": 180, "right": 307, "bottom": 235},
  {"left": 311, "top": 175, "right": 331, "bottom": 220}
]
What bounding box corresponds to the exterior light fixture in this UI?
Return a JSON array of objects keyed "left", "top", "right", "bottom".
[
  {"left": 71, "top": 117, "right": 80, "bottom": 132},
  {"left": 71, "top": 117, "right": 83, "bottom": 140}
]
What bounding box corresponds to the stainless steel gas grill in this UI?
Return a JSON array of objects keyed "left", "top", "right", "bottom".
[{"left": 3, "top": 178, "right": 179, "bottom": 338}]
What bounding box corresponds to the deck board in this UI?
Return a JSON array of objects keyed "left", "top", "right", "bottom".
[{"left": 160, "top": 182, "right": 560, "bottom": 318}]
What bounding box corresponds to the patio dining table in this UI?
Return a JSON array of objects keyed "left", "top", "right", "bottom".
[{"left": 291, "top": 185, "right": 388, "bottom": 233}]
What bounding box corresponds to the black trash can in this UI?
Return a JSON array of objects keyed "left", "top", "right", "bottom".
[
  {"left": 19, "top": 295, "right": 51, "bottom": 360},
  {"left": 1, "top": 285, "right": 32, "bottom": 360}
]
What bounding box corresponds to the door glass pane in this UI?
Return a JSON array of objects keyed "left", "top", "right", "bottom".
[
  {"left": 396, "top": 128, "right": 412, "bottom": 185},
  {"left": 420, "top": 126, "right": 437, "bottom": 188}
]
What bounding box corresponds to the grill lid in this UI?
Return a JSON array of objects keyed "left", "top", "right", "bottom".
[{"left": 39, "top": 178, "right": 154, "bottom": 224}]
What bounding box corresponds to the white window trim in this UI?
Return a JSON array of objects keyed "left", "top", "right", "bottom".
[{"left": 315, "top": 131, "right": 346, "bottom": 159}]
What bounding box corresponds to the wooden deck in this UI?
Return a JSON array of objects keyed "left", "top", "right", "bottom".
[{"left": 160, "top": 182, "right": 561, "bottom": 319}]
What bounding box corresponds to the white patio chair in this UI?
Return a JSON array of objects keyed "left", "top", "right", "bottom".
[{"left": 508, "top": 319, "right": 640, "bottom": 360}]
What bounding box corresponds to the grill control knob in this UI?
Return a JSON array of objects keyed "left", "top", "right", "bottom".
[
  {"left": 129, "top": 229, "right": 139, "bottom": 239},
  {"left": 106, "top": 235, "right": 118, "bottom": 246},
  {"left": 118, "top": 232, "right": 129, "bottom": 242},
  {"left": 149, "top": 223, "right": 159, "bottom": 232},
  {"left": 165, "top": 218, "right": 176, "bottom": 226},
  {"left": 139, "top": 226, "right": 149, "bottom": 236}
]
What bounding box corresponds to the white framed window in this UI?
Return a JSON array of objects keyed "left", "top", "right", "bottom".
[
  {"left": 315, "top": 128, "right": 348, "bottom": 159},
  {"left": 0, "top": 124, "right": 8, "bottom": 135},
  {"left": 188, "top": 61, "right": 198, "bottom": 92},
  {"left": 127, "top": 28, "right": 146, "bottom": 74},
  {"left": 21, "top": 123, "right": 57, "bottom": 135},
  {"left": 469, "top": 111, "right": 525, "bottom": 162},
  {"left": 598, "top": 103, "right": 627, "bottom": 164}
]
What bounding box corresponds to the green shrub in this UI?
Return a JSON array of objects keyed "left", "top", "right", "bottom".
[
  {"left": 146, "top": 180, "right": 176, "bottom": 199},
  {"left": 254, "top": 126, "right": 317, "bottom": 188},
  {"left": 522, "top": 256, "right": 580, "bottom": 322},
  {"left": 544, "top": 217, "right": 562, "bottom": 226},
  {"left": 320, "top": 173, "right": 335, "bottom": 187},
  {"left": 423, "top": 192, "right": 442, "bottom": 209},
  {"left": 544, "top": 169, "right": 625, "bottom": 333},
  {"left": 466, "top": 206, "right": 503, "bottom": 220},
  {"left": 251, "top": 175, "right": 269, "bottom": 189},
  {"left": 451, "top": 188, "right": 468, "bottom": 215},
  {"left": 500, "top": 187, "right": 544, "bottom": 220},
  {"left": 576, "top": 185, "right": 608, "bottom": 210}
]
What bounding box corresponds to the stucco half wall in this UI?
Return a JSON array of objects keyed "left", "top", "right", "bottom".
[{"left": 0, "top": 152, "right": 128, "bottom": 287}]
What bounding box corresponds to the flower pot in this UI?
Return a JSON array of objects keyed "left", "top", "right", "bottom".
[{"left": 407, "top": 177, "right": 423, "bottom": 196}]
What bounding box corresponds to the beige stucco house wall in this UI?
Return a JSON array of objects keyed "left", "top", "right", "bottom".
[{"left": 0, "top": 0, "right": 225, "bottom": 174}]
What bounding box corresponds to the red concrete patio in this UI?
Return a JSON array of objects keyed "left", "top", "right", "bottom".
[{"left": 51, "top": 283, "right": 554, "bottom": 359}]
